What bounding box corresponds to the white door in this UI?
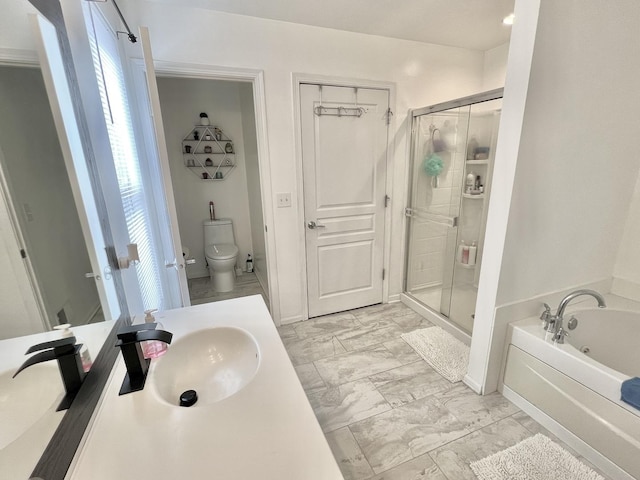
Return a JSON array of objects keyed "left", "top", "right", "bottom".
[
  {"left": 135, "top": 27, "right": 190, "bottom": 307},
  {"left": 300, "top": 84, "right": 389, "bottom": 318},
  {"left": 30, "top": 13, "right": 121, "bottom": 320}
]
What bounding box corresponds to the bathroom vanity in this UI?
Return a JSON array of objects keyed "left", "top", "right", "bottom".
[
  {"left": 0, "top": 320, "right": 116, "bottom": 479},
  {"left": 66, "top": 295, "right": 342, "bottom": 479}
]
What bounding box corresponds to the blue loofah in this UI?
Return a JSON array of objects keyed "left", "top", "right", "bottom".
[{"left": 423, "top": 153, "right": 443, "bottom": 176}]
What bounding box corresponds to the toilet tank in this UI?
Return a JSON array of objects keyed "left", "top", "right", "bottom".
[{"left": 203, "top": 219, "right": 235, "bottom": 245}]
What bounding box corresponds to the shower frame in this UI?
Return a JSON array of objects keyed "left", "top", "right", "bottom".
[{"left": 402, "top": 88, "right": 503, "bottom": 343}]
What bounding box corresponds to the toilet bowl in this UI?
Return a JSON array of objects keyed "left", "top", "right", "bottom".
[
  {"left": 205, "top": 244, "right": 238, "bottom": 292},
  {"left": 203, "top": 219, "right": 239, "bottom": 292}
]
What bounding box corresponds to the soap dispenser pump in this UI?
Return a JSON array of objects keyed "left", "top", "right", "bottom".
[
  {"left": 54, "top": 324, "right": 92, "bottom": 372},
  {"left": 142, "top": 309, "right": 168, "bottom": 359}
]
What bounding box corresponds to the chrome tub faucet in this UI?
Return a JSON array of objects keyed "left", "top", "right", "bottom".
[{"left": 540, "top": 289, "right": 606, "bottom": 344}]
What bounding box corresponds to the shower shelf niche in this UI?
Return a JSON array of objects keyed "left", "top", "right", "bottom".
[
  {"left": 462, "top": 193, "right": 485, "bottom": 199},
  {"left": 456, "top": 262, "right": 476, "bottom": 269},
  {"left": 466, "top": 159, "right": 489, "bottom": 165},
  {"left": 182, "top": 125, "right": 236, "bottom": 181}
]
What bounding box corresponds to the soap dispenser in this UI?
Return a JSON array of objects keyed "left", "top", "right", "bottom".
[
  {"left": 54, "top": 323, "right": 92, "bottom": 372},
  {"left": 142, "top": 309, "right": 168, "bottom": 359}
]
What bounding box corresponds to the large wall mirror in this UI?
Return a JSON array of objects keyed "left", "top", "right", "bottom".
[{"left": 0, "top": 1, "right": 130, "bottom": 478}]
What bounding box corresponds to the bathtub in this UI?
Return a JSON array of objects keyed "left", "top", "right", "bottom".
[{"left": 501, "top": 308, "right": 640, "bottom": 480}]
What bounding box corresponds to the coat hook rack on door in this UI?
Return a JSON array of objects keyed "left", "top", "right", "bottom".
[
  {"left": 313, "top": 84, "right": 367, "bottom": 117},
  {"left": 313, "top": 105, "right": 366, "bottom": 117}
]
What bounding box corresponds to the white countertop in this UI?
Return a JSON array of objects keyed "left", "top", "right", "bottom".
[
  {"left": 67, "top": 296, "right": 343, "bottom": 480},
  {"left": 0, "top": 320, "right": 116, "bottom": 479}
]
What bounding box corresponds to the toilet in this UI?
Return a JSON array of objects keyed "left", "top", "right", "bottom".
[{"left": 203, "top": 219, "right": 239, "bottom": 292}]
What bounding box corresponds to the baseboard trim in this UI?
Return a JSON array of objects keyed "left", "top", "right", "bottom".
[{"left": 463, "top": 374, "right": 482, "bottom": 394}]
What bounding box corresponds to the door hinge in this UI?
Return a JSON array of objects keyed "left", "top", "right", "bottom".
[
  {"left": 265, "top": 225, "right": 268, "bottom": 232},
  {"left": 20, "top": 248, "right": 26, "bottom": 259},
  {"left": 384, "top": 195, "right": 390, "bottom": 207},
  {"left": 385, "top": 108, "right": 394, "bottom": 125},
  {"left": 382, "top": 269, "right": 385, "bottom": 280},
  {"left": 404, "top": 207, "right": 414, "bottom": 217}
]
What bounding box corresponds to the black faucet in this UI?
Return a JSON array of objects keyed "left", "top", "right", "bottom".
[
  {"left": 13, "top": 336, "right": 86, "bottom": 411},
  {"left": 115, "top": 323, "right": 172, "bottom": 395}
]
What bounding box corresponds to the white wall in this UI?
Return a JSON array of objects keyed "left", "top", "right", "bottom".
[
  {"left": 482, "top": 42, "right": 510, "bottom": 91},
  {"left": 0, "top": 66, "right": 100, "bottom": 331},
  {"left": 496, "top": 0, "right": 640, "bottom": 305},
  {"left": 613, "top": 170, "right": 640, "bottom": 301},
  {"left": 468, "top": 0, "right": 640, "bottom": 393},
  {"left": 135, "top": 3, "right": 487, "bottom": 322},
  {"left": 157, "top": 77, "right": 254, "bottom": 279},
  {"left": 238, "top": 82, "right": 268, "bottom": 291}
]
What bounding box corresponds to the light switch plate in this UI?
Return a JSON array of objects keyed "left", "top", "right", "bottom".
[{"left": 276, "top": 192, "right": 291, "bottom": 208}]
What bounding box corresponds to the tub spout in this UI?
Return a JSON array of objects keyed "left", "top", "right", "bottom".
[
  {"left": 556, "top": 289, "right": 606, "bottom": 320},
  {"left": 542, "top": 289, "right": 606, "bottom": 336}
]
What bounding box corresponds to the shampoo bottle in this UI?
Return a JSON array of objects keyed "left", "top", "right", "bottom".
[
  {"left": 468, "top": 241, "right": 477, "bottom": 266},
  {"left": 246, "top": 254, "right": 254, "bottom": 273},
  {"left": 465, "top": 172, "right": 476, "bottom": 194},
  {"left": 467, "top": 136, "right": 478, "bottom": 160},
  {"left": 462, "top": 245, "right": 470, "bottom": 264},
  {"left": 142, "top": 309, "right": 168, "bottom": 359},
  {"left": 54, "top": 324, "right": 92, "bottom": 372},
  {"left": 456, "top": 240, "right": 466, "bottom": 263}
]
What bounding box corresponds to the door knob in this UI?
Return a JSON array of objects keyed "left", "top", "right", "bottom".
[
  {"left": 84, "top": 272, "right": 101, "bottom": 281},
  {"left": 307, "top": 221, "right": 326, "bottom": 229}
]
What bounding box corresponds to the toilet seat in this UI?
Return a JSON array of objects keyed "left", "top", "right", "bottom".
[{"left": 205, "top": 243, "right": 238, "bottom": 261}]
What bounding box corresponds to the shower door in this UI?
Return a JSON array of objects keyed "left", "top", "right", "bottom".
[
  {"left": 405, "top": 108, "right": 469, "bottom": 320},
  {"left": 405, "top": 91, "right": 502, "bottom": 335}
]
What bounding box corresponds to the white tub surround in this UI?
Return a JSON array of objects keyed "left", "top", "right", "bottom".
[
  {"left": 501, "top": 310, "right": 640, "bottom": 480},
  {"left": 0, "top": 320, "right": 116, "bottom": 480},
  {"left": 68, "top": 296, "right": 343, "bottom": 479}
]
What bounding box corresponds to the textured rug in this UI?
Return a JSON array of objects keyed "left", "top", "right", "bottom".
[
  {"left": 400, "top": 327, "right": 469, "bottom": 382},
  {"left": 470, "top": 434, "right": 604, "bottom": 480}
]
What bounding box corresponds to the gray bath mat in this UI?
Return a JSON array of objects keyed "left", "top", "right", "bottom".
[
  {"left": 471, "top": 434, "right": 604, "bottom": 480},
  {"left": 400, "top": 327, "right": 469, "bottom": 382}
]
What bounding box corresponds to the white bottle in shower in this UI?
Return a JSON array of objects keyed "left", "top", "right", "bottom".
[
  {"left": 468, "top": 241, "right": 477, "bottom": 266},
  {"left": 465, "top": 172, "right": 476, "bottom": 194},
  {"left": 456, "top": 240, "right": 466, "bottom": 263}
]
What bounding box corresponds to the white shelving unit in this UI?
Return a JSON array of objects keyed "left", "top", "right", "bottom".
[
  {"left": 457, "top": 110, "right": 501, "bottom": 285},
  {"left": 182, "top": 125, "right": 236, "bottom": 181}
]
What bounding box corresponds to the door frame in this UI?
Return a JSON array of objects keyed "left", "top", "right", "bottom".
[
  {"left": 0, "top": 50, "right": 49, "bottom": 331},
  {"left": 292, "top": 73, "right": 396, "bottom": 320},
  {"left": 149, "top": 60, "right": 279, "bottom": 322}
]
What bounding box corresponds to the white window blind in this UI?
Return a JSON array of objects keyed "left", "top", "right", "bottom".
[{"left": 87, "top": 8, "right": 162, "bottom": 310}]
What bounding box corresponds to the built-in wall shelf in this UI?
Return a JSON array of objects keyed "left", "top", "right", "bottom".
[
  {"left": 182, "top": 125, "right": 236, "bottom": 181},
  {"left": 466, "top": 159, "right": 489, "bottom": 165},
  {"left": 462, "top": 193, "right": 485, "bottom": 199},
  {"left": 456, "top": 262, "right": 476, "bottom": 269}
]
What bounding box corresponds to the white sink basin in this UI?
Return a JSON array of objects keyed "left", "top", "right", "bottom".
[
  {"left": 0, "top": 364, "right": 61, "bottom": 449},
  {"left": 152, "top": 327, "right": 260, "bottom": 406}
]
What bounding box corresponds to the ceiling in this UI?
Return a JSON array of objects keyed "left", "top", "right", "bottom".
[{"left": 144, "top": 0, "right": 515, "bottom": 51}]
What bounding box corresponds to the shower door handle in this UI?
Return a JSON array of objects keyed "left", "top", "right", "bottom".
[
  {"left": 405, "top": 208, "right": 458, "bottom": 227},
  {"left": 307, "top": 221, "right": 326, "bottom": 229}
]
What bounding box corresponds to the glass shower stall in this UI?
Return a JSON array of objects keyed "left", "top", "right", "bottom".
[{"left": 404, "top": 89, "right": 503, "bottom": 336}]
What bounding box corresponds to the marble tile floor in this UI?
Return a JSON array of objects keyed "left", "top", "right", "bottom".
[
  {"left": 188, "top": 272, "right": 269, "bottom": 309},
  {"left": 278, "top": 302, "right": 611, "bottom": 480}
]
